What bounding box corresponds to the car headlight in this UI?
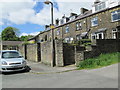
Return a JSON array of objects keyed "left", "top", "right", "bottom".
[
  {"left": 2, "top": 61, "right": 7, "bottom": 65},
  {"left": 22, "top": 60, "right": 26, "bottom": 64}
]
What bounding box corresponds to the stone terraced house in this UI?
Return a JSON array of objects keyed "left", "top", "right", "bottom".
[
  {"left": 23, "top": 0, "right": 120, "bottom": 67},
  {"left": 29, "top": 0, "right": 120, "bottom": 44}
]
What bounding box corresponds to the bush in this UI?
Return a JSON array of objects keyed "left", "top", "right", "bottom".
[
  {"left": 75, "top": 39, "right": 91, "bottom": 46},
  {"left": 78, "top": 52, "right": 120, "bottom": 69}
]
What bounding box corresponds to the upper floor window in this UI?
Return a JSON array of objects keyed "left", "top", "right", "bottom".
[
  {"left": 65, "top": 25, "right": 69, "bottom": 33},
  {"left": 70, "top": 16, "right": 76, "bottom": 21},
  {"left": 76, "top": 22, "right": 82, "bottom": 30},
  {"left": 45, "top": 35, "right": 47, "bottom": 41},
  {"left": 56, "top": 28, "right": 60, "bottom": 35},
  {"left": 111, "top": 10, "right": 120, "bottom": 22},
  {"left": 91, "top": 17, "right": 98, "bottom": 27},
  {"left": 95, "top": 2, "right": 106, "bottom": 11},
  {"left": 60, "top": 19, "right": 64, "bottom": 25}
]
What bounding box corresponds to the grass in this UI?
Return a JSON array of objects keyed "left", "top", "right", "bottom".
[{"left": 78, "top": 52, "right": 120, "bottom": 70}]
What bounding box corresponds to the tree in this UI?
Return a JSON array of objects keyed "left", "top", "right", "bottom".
[
  {"left": 1, "top": 27, "right": 20, "bottom": 41},
  {"left": 20, "top": 35, "right": 34, "bottom": 41}
]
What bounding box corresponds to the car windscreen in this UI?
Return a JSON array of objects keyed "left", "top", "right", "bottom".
[{"left": 2, "top": 51, "right": 22, "bottom": 59}]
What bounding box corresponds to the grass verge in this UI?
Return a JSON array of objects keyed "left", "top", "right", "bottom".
[{"left": 78, "top": 52, "right": 120, "bottom": 70}]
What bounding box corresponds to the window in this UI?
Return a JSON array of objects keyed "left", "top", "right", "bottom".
[
  {"left": 56, "top": 28, "right": 60, "bottom": 35},
  {"left": 64, "top": 37, "right": 70, "bottom": 43},
  {"left": 98, "top": 33, "right": 102, "bottom": 39},
  {"left": 112, "top": 29, "right": 119, "bottom": 39},
  {"left": 91, "top": 17, "right": 98, "bottom": 27},
  {"left": 76, "top": 22, "right": 82, "bottom": 30},
  {"left": 111, "top": 10, "right": 120, "bottom": 22},
  {"left": 95, "top": 2, "right": 106, "bottom": 11},
  {"left": 60, "top": 19, "right": 64, "bottom": 24},
  {"left": 65, "top": 25, "right": 69, "bottom": 33},
  {"left": 64, "top": 37, "right": 73, "bottom": 43},
  {"left": 70, "top": 16, "right": 76, "bottom": 21},
  {"left": 91, "top": 32, "right": 104, "bottom": 40},
  {"left": 76, "top": 34, "right": 82, "bottom": 40},
  {"left": 45, "top": 35, "right": 47, "bottom": 41}
]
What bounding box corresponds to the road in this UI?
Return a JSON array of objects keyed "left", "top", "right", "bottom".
[{"left": 1, "top": 63, "right": 118, "bottom": 88}]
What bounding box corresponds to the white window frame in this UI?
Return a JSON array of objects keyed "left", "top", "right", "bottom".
[
  {"left": 56, "top": 28, "right": 60, "bottom": 35},
  {"left": 112, "top": 29, "right": 117, "bottom": 39},
  {"left": 95, "top": 2, "right": 106, "bottom": 11},
  {"left": 91, "top": 32, "right": 104, "bottom": 40},
  {"left": 91, "top": 17, "right": 98, "bottom": 27},
  {"left": 91, "top": 34, "right": 97, "bottom": 40},
  {"left": 111, "top": 9, "right": 120, "bottom": 22},
  {"left": 96, "top": 33, "right": 104, "bottom": 39},
  {"left": 76, "top": 34, "right": 82, "bottom": 40},
  {"left": 64, "top": 37, "right": 70, "bottom": 43},
  {"left": 76, "top": 22, "right": 82, "bottom": 30},
  {"left": 65, "top": 25, "right": 69, "bottom": 33}
]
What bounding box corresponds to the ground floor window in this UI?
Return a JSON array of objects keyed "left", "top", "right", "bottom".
[
  {"left": 64, "top": 37, "right": 74, "bottom": 43},
  {"left": 76, "top": 34, "right": 82, "bottom": 41},
  {"left": 112, "top": 29, "right": 120, "bottom": 39},
  {"left": 91, "top": 32, "right": 104, "bottom": 40}
]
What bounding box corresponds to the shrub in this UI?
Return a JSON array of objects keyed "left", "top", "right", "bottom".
[{"left": 78, "top": 52, "right": 120, "bottom": 69}]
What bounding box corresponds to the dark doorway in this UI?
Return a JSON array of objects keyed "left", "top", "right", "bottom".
[{"left": 37, "top": 43, "right": 41, "bottom": 62}]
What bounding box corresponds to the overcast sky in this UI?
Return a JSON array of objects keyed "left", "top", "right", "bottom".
[{"left": 0, "top": 0, "right": 94, "bottom": 36}]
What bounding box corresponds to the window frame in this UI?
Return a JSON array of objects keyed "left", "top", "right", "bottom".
[
  {"left": 65, "top": 25, "right": 69, "bottom": 33},
  {"left": 56, "top": 28, "right": 60, "bottom": 36},
  {"left": 76, "top": 22, "right": 82, "bottom": 31},
  {"left": 95, "top": 2, "right": 106, "bottom": 11},
  {"left": 111, "top": 10, "right": 120, "bottom": 22},
  {"left": 91, "top": 16, "right": 98, "bottom": 27}
]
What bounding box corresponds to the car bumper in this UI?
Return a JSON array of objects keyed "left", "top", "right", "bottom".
[{"left": 0, "top": 65, "right": 27, "bottom": 72}]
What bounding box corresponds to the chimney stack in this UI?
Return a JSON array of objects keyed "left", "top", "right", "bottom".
[
  {"left": 94, "top": 0, "right": 101, "bottom": 4},
  {"left": 55, "top": 19, "right": 59, "bottom": 26},
  {"left": 70, "top": 13, "right": 77, "bottom": 17},
  {"left": 45, "top": 25, "right": 49, "bottom": 30}
]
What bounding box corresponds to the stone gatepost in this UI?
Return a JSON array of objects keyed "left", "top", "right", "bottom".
[{"left": 55, "top": 40, "right": 64, "bottom": 67}]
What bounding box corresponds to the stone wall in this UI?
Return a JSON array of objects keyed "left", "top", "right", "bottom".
[
  {"left": 55, "top": 40, "right": 64, "bottom": 67},
  {"left": 75, "top": 39, "right": 120, "bottom": 65},
  {"left": 19, "top": 43, "right": 41, "bottom": 62},
  {"left": 41, "top": 41, "right": 53, "bottom": 66},
  {"left": 96, "top": 39, "right": 120, "bottom": 53},
  {"left": 19, "top": 44, "right": 27, "bottom": 59},
  {"left": 75, "top": 46, "right": 86, "bottom": 66},
  {"left": 26, "top": 44, "right": 38, "bottom": 62}
]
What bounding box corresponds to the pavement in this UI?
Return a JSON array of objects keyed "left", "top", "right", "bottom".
[{"left": 27, "top": 60, "right": 77, "bottom": 74}]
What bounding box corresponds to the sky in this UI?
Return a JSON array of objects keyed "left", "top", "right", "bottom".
[{"left": 0, "top": 0, "right": 94, "bottom": 36}]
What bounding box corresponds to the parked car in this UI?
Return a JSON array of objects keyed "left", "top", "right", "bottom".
[{"left": 0, "top": 50, "right": 27, "bottom": 72}]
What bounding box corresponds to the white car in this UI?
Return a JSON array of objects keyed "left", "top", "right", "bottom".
[{"left": 0, "top": 50, "right": 27, "bottom": 72}]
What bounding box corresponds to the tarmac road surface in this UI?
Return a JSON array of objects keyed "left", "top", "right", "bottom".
[{"left": 1, "top": 63, "right": 119, "bottom": 88}]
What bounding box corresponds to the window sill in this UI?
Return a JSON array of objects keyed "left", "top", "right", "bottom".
[
  {"left": 76, "top": 29, "right": 82, "bottom": 31},
  {"left": 111, "top": 19, "right": 120, "bottom": 23},
  {"left": 91, "top": 25, "right": 98, "bottom": 27}
]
